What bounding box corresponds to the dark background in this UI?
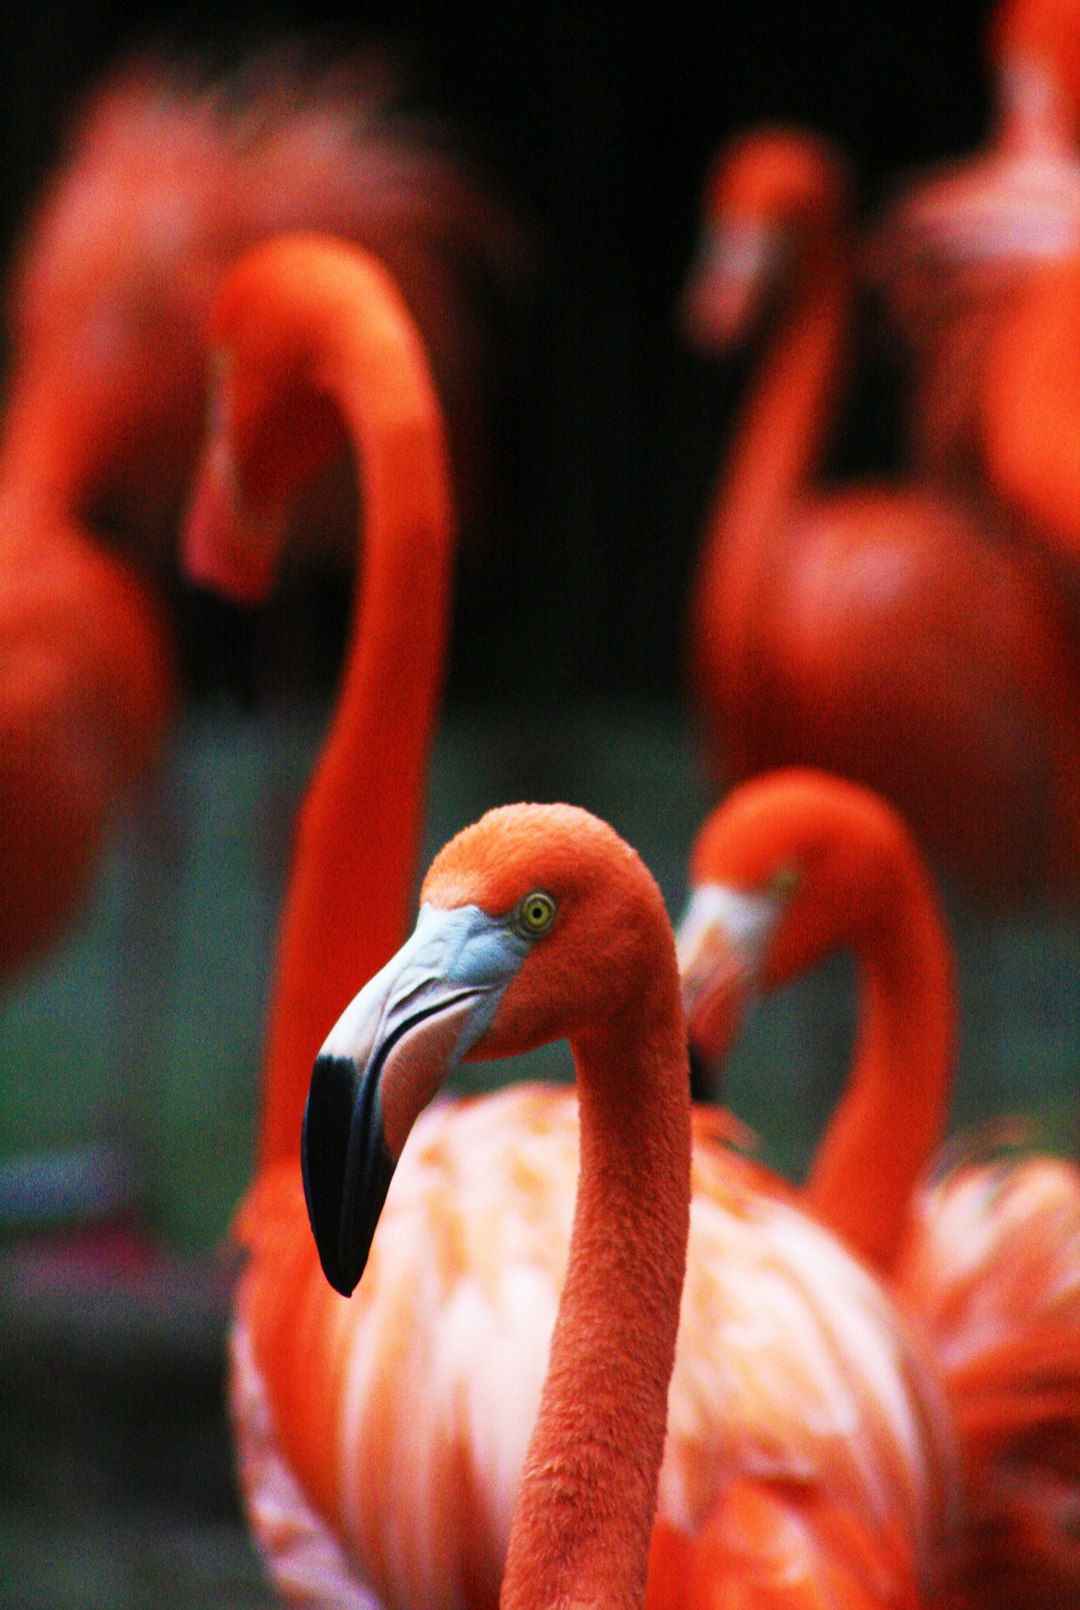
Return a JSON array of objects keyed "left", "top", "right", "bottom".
[{"left": 1, "top": 0, "right": 993, "bottom": 709}]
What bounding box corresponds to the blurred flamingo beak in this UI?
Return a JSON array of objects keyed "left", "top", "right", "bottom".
[
  {"left": 679, "top": 223, "right": 782, "bottom": 352},
  {"left": 676, "top": 882, "right": 783, "bottom": 1067}
]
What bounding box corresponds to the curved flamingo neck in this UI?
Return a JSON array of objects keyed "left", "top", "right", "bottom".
[
  {"left": 804, "top": 839, "right": 955, "bottom": 1276},
  {"left": 692, "top": 219, "right": 851, "bottom": 779},
  {"left": 258, "top": 263, "right": 454, "bottom": 1171},
  {"left": 501, "top": 985, "right": 692, "bottom": 1610}
]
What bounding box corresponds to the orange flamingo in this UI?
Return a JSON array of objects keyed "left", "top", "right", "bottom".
[
  {"left": 0, "top": 48, "right": 518, "bottom": 976},
  {"left": 868, "top": 0, "right": 1080, "bottom": 499},
  {"left": 682, "top": 124, "right": 1080, "bottom": 905},
  {"left": 302, "top": 800, "right": 960, "bottom": 1609},
  {"left": 677, "top": 767, "right": 1080, "bottom": 1609},
  {"left": 183, "top": 240, "right": 959, "bottom": 1608}
]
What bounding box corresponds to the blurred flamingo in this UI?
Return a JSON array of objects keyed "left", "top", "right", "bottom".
[
  {"left": 682, "top": 124, "right": 1080, "bottom": 905},
  {"left": 678, "top": 767, "right": 1080, "bottom": 1610},
  {"left": 868, "top": 0, "right": 1080, "bottom": 495},
  {"left": 0, "top": 47, "right": 521, "bottom": 977},
  {"left": 301, "top": 801, "right": 960, "bottom": 1610},
  {"left": 185, "top": 238, "right": 959, "bottom": 1608},
  {"left": 868, "top": 0, "right": 1080, "bottom": 619}
]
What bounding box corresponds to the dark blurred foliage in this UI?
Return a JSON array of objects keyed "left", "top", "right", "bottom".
[{"left": 1, "top": 1, "right": 992, "bottom": 708}]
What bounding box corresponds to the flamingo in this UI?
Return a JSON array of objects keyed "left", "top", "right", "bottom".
[
  {"left": 302, "top": 800, "right": 961, "bottom": 1609},
  {"left": 867, "top": 0, "right": 1080, "bottom": 615},
  {"left": 182, "top": 239, "right": 960, "bottom": 1608},
  {"left": 677, "top": 766, "right": 1080, "bottom": 1609},
  {"left": 682, "top": 124, "right": 1080, "bottom": 905},
  {"left": 867, "top": 0, "right": 1080, "bottom": 498},
  {"left": 0, "top": 47, "right": 519, "bottom": 976}
]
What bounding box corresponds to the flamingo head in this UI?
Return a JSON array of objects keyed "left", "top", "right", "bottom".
[
  {"left": 302, "top": 801, "right": 679, "bottom": 1295},
  {"left": 680, "top": 126, "right": 849, "bottom": 352},
  {"left": 181, "top": 235, "right": 349, "bottom": 604},
  {"left": 677, "top": 769, "right": 922, "bottom": 1068}
]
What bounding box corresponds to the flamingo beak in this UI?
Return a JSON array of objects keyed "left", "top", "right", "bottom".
[
  {"left": 181, "top": 355, "right": 288, "bottom": 605},
  {"left": 302, "top": 903, "right": 531, "bottom": 1296},
  {"left": 679, "top": 222, "right": 782, "bottom": 351},
  {"left": 676, "top": 883, "right": 783, "bottom": 1075}
]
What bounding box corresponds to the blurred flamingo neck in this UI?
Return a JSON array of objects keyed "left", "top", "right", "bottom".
[
  {"left": 259, "top": 269, "right": 455, "bottom": 1170},
  {"left": 805, "top": 842, "right": 954, "bottom": 1275},
  {"left": 501, "top": 994, "right": 692, "bottom": 1610},
  {"left": 996, "top": 56, "right": 1074, "bottom": 154},
  {"left": 692, "top": 220, "right": 850, "bottom": 778}
]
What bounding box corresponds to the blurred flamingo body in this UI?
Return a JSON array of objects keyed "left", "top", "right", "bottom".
[
  {"left": 677, "top": 767, "right": 1080, "bottom": 1609},
  {"left": 684, "top": 127, "right": 1080, "bottom": 903},
  {"left": 299, "top": 803, "right": 959, "bottom": 1610},
  {"left": 187, "top": 243, "right": 959, "bottom": 1607},
  {"left": 869, "top": 0, "right": 1080, "bottom": 604},
  {"left": 868, "top": 0, "right": 1080, "bottom": 490},
  {"left": 0, "top": 50, "right": 517, "bottom": 974}
]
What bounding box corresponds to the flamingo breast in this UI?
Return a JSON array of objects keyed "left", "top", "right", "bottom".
[{"left": 234, "top": 1086, "right": 958, "bottom": 1610}]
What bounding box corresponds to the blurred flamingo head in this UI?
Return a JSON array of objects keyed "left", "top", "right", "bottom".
[
  {"left": 678, "top": 770, "right": 915, "bottom": 1063},
  {"left": 182, "top": 236, "right": 351, "bottom": 603},
  {"left": 680, "top": 127, "right": 849, "bottom": 351}
]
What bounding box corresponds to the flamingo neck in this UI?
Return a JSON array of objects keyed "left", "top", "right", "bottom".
[
  {"left": 804, "top": 846, "right": 954, "bottom": 1276},
  {"left": 500, "top": 988, "right": 692, "bottom": 1610},
  {"left": 692, "top": 229, "right": 850, "bottom": 778},
  {"left": 996, "top": 56, "right": 1075, "bottom": 156},
  {"left": 258, "top": 295, "right": 454, "bottom": 1171}
]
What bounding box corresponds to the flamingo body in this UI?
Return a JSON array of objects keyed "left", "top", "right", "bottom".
[
  {"left": 233, "top": 1087, "right": 955, "bottom": 1609},
  {"left": 868, "top": 0, "right": 1080, "bottom": 593}
]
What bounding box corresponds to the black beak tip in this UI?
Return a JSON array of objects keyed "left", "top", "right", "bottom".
[{"left": 301, "top": 1052, "right": 399, "bottom": 1299}]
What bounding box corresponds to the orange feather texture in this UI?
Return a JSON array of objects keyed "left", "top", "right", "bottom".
[
  {"left": 292, "top": 801, "right": 959, "bottom": 1610},
  {"left": 677, "top": 767, "right": 1080, "bottom": 1610},
  {"left": 0, "top": 47, "right": 522, "bottom": 975},
  {"left": 683, "top": 125, "right": 1080, "bottom": 905}
]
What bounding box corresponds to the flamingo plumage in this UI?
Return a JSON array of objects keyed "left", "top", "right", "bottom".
[
  {"left": 183, "top": 238, "right": 959, "bottom": 1608},
  {"left": 677, "top": 767, "right": 1080, "bottom": 1609},
  {"left": 0, "top": 48, "right": 518, "bottom": 975},
  {"left": 302, "top": 801, "right": 960, "bottom": 1609},
  {"left": 683, "top": 124, "right": 1080, "bottom": 905}
]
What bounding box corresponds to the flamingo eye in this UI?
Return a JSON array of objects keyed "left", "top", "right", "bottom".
[{"left": 513, "top": 890, "right": 557, "bottom": 938}]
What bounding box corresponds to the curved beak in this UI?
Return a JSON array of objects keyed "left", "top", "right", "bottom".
[
  {"left": 301, "top": 903, "right": 531, "bottom": 1296},
  {"left": 679, "top": 222, "right": 783, "bottom": 352},
  {"left": 181, "top": 358, "right": 287, "bottom": 605},
  {"left": 182, "top": 438, "right": 286, "bottom": 605},
  {"left": 676, "top": 883, "right": 782, "bottom": 1076}
]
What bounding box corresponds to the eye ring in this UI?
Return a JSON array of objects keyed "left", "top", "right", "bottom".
[{"left": 513, "top": 890, "right": 557, "bottom": 938}]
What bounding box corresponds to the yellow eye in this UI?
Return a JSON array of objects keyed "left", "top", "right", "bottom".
[{"left": 514, "top": 890, "right": 557, "bottom": 938}]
